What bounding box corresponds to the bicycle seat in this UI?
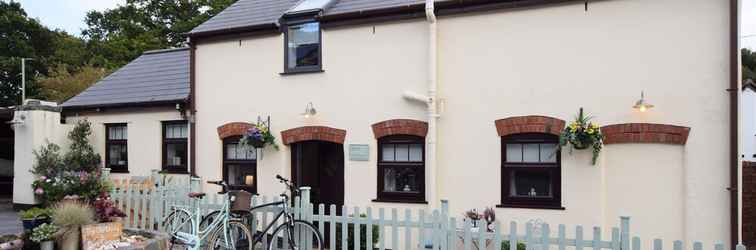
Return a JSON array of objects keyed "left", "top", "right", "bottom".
[{"left": 188, "top": 192, "right": 206, "bottom": 199}]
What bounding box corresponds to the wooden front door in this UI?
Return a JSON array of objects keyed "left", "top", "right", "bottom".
[{"left": 290, "top": 140, "right": 345, "bottom": 209}]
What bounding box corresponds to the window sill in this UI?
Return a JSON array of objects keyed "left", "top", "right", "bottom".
[
  {"left": 160, "top": 169, "right": 190, "bottom": 175},
  {"left": 372, "top": 198, "right": 428, "bottom": 204},
  {"left": 279, "top": 69, "right": 325, "bottom": 75},
  {"left": 108, "top": 169, "right": 129, "bottom": 174},
  {"left": 496, "top": 204, "right": 565, "bottom": 210}
]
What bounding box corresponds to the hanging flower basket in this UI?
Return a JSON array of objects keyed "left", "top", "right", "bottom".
[
  {"left": 239, "top": 123, "right": 279, "bottom": 150},
  {"left": 559, "top": 108, "right": 603, "bottom": 165}
]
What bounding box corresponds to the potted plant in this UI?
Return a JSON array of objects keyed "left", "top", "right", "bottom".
[
  {"left": 239, "top": 123, "right": 279, "bottom": 150},
  {"left": 30, "top": 223, "right": 58, "bottom": 250},
  {"left": 559, "top": 108, "right": 604, "bottom": 165},
  {"left": 464, "top": 209, "right": 483, "bottom": 229},
  {"left": 93, "top": 194, "right": 126, "bottom": 223},
  {"left": 18, "top": 207, "right": 52, "bottom": 231},
  {"left": 51, "top": 201, "right": 94, "bottom": 250}
]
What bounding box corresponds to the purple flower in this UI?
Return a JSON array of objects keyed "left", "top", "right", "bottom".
[
  {"left": 40, "top": 176, "right": 47, "bottom": 180},
  {"left": 35, "top": 188, "right": 43, "bottom": 195}
]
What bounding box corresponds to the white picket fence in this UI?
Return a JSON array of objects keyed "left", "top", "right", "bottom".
[{"left": 103, "top": 169, "right": 747, "bottom": 250}]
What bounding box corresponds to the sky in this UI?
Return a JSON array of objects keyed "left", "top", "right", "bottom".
[{"left": 9, "top": 0, "right": 756, "bottom": 50}]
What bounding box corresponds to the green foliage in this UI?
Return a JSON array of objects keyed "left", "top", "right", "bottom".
[
  {"left": 63, "top": 120, "right": 101, "bottom": 172},
  {"left": 31, "top": 143, "right": 63, "bottom": 178},
  {"left": 37, "top": 65, "right": 110, "bottom": 102},
  {"left": 744, "top": 48, "right": 756, "bottom": 80},
  {"left": 335, "top": 214, "right": 380, "bottom": 250},
  {"left": 30, "top": 223, "right": 58, "bottom": 243},
  {"left": 501, "top": 240, "right": 527, "bottom": 250},
  {"left": 18, "top": 207, "right": 52, "bottom": 220},
  {"left": 559, "top": 108, "right": 603, "bottom": 165},
  {"left": 31, "top": 120, "right": 106, "bottom": 204},
  {"left": 52, "top": 202, "right": 95, "bottom": 227}
]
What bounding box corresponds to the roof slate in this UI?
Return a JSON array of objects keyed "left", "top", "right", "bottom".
[
  {"left": 189, "top": 0, "right": 299, "bottom": 35},
  {"left": 61, "top": 48, "right": 190, "bottom": 109}
]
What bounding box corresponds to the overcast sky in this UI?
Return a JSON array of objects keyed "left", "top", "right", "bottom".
[{"left": 10, "top": 0, "right": 756, "bottom": 50}]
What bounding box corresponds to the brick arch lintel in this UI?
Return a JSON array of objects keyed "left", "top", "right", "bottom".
[
  {"left": 281, "top": 126, "right": 346, "bottom": 145},
  {"left": 371, "top": 119, "right": 428, "bottom": 139},
  {"left": 217, "top": 122, "right": 255, "bottom": 139},
  {"left": 495, "top": 115, "right": 566, "bottom": 137},
  {"left": 601, "top": 123, "right": 691, "bottom": 145}
]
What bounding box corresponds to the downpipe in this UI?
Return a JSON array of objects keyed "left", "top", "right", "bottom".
[{"left": 425, "top": 0, "right": 439, "bottom": 208}]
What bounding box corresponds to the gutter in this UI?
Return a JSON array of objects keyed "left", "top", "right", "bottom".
[
  {"left": 425, "top": 0, "right": 439, "bottom": 207},
  {"left": 729, "top": 0, "right": 741, "bottom": 248},
  {"left": 189, "top": 40, "right": 197, "bottom": 177}
]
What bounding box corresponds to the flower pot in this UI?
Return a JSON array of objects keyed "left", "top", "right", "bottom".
[
  {"left": 58, "top": 227, "right": 80, "bottom": 250},
  {"left": 249, "top": 139, "right": 265, "bottom": 148},
  {"left": 40, "top": 241, "right": 54, "bottom": 250},
  {"left": 21, "top": 217, "right": 50, "bottom": 231}
]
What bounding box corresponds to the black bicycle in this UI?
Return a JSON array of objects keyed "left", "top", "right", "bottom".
[{"left": 201, "top": 175, "right": 324, "bottom": 250}]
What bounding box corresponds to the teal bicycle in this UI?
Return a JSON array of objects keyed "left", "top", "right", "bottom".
[{"left": 163, "top": 180, "right": 254, "bottom": 250}]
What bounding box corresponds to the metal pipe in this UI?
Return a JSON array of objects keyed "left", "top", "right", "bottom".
[{"left": 425, "top": 0, "right": 439, "bottom": 207}]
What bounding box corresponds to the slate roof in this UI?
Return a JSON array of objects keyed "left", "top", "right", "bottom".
[{"left": 61, "top": 47, "right": 190, "bottom": 109}]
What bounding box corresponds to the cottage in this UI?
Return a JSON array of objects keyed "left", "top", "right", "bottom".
[{"left": 10, "top": 0, "right": 743, "bottom": 247}]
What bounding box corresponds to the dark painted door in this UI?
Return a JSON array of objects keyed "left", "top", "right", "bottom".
[{"left": 290, "top": 141, "right": 345, "bottom": 209}]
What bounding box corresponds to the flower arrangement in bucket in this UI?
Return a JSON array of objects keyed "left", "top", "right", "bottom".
[
  {"left": 239, "top": 123, "right": 279, "bottom": 150},
  {"left": 559, "top": 108, "right": 603, "bottom": 165},
  {"left": 30, "top": 223, "right": 58, "bottom": 250}
]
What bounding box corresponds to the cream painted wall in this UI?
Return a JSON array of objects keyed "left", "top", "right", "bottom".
[
  {"left": 66, "top": 107, "right": 186, "bottom": 177},
  {"left": 194, "top": 0, "right": 730, "bottom": 245}
]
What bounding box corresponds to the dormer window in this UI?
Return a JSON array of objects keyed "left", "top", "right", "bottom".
[{"left": 284, "top": 21, "right": 322, "bottom": 74}]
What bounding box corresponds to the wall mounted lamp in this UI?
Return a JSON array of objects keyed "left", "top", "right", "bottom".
[
  {"left": 633, "top": 91, "right": 654, "bottom": 112},
  {"left": 302, "top": 102, "right": 317, "bottom": 118}
]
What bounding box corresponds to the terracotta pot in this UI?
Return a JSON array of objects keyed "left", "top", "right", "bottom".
[
  {"left": 40, "top": 241, "right": 54, "bottom": 250},
  {"left": 58, "top": 227, "right": 80, "bottom": 250}
]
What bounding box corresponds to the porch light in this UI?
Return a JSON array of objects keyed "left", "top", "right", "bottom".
[
  {"left": 633, "top": 91, "right": 654, "bottom": 112},
  {"left": 302, "top": 102, "right": 317, "bottom": 118}
]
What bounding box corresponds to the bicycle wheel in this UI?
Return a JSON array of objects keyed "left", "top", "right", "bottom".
[
  {"left": 207, "top": 220, "right": 254, "bottom": 250},
  {"left": 163, "top": 209, "right": 193, "bottom": 238},
  {"left": 267, "top": 220, "right": 323, "bottom": 250}
]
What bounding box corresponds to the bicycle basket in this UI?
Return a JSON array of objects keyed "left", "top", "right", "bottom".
[{"left": 229, "top": 190, "right": 252, "bottom": 211}]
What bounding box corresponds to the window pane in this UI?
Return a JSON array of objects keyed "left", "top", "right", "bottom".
[
  {"left": 287, "top": 22, "right": 319, "bottom": 69},
  {"left": 506, "top": 144, "right": 522, "bottom": 162},
  {"left": 166, "top": 143, "right": 187, "bottom": 166},
  {"left": 382, "top": 144, "right": 395, "bottom": 161},
  {"left": 510, "top": 171, "right": 552, "bottom": 198},
  {"left": 109, "top": 144, "right": 127, "bottom": 166},
  {"left": 395, "top": 144, "right": 409, "bottom": 162},
  {"left": 226, "top": 143, "right": 256, "bottom": 160},
  {"left": 540, "top": 144, "right": 557, "bottom": 163},
  {"left": 523, "top": 144, "right": 540, "bottom": 163},
  {"left": 409, "top": 144, "right": 423, "bottom": 162},
  {"left": 166, "top": 123, "right": 187, "bottom": 139},
  {"left": 227, "top": 164, "right": 256, "bottom": 188},
  {"left": 108, "top": 126, "right": 126, "bottom": 140},
  {"left": 383, "top": 167, "right": 420, "bottom": 193}
]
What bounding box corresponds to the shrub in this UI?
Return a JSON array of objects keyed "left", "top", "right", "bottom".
[
  {"left": 52, "top": 202, "right": 95, "bottom": 228},
  {"left": 335, "top": 214, "right": 379, "bottom": 250},
  {"left": 93, "top": 194, "right": 125, "bottom": 222},
  {"left": 501, "top": 240, "right": 527, "bottom": 250},
  {"left": 18, "top": 207, "right": 52, "bottom": 220},
  {"left": 30, "top": 223, "right": 58, "bottom": 243},
  {"left": 63, "top": 120, "right": 101, "bottom": 172}
]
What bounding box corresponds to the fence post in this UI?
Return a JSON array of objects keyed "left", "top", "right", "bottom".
[
  {"left": 441, "top": 200, "right": 450, "bottom": 249},
  {"left": 620, "top": 216, "right": 630, "bottom": 250},
  {"left": 102, "top": 167, "right": 111, "bottom": 181},
  {"left": 190, "top": 176, "right": 201, "bottom": 193},
  {"left": 300, "top": 186, "right": 311, "bottom": 204}
]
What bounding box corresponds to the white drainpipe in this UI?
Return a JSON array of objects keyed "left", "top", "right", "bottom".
[{"left": 425, "top": 0, "right": 439, "bottom": 207}]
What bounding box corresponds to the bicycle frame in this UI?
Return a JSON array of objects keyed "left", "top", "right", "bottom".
[
  {"left": 248, "top": 195, "right": 296, "bottom": 245},
  {"left": 171, "top": 195, "right": 234, "bottom": 250}
]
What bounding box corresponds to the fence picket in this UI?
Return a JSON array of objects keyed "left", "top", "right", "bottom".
[
  {"left": 612, "top": 228, "right": 620, "bottom": 250},
  {"left": 329, "top": 204, "right": 336, "bottom": 249},
  {"left": 653, "top": 239, "right": 662, "bottom": 250},
  {"left": 510, "top": 221, "right": 518, "bottom": 250},
  {"left": 632, "top": 237, "right": 641, "bottom": 250},
  {"left": 342, "top": 206, "right": 349, "bottom": 250},
  {"left": 526, "top": 223, "right": 533, "bottom": 250},
  {"left": 355, "top": 206, "right": 361, "bottom": 250},
  {"left": 463, "top": 218, "right": 472, "bottom": 250},
  {"left": 391, "top": 208, "right": 399, "bottom": 250},
  {"left": 404, "top": 209, "right": 412, "bottom": 250},
  {"left": 479, "top": 217, "right": 488, "bottom": 249},
  {"left": 494, "top": 222, "right": 502, "bottom": 250},
  {"left": 367, "top": 207, "right": 374, "bottom": 250},
  {"left": 673, "top": 240, "right": 683, "bottom": 250},
  {"left": 693, "top": 242, "right": 702, "bottom": 250},
  {"left": 379, "top": 208, "right": 386, "bottom": 250},
  {"left": 419, "top": 209, "right": 426, "bottom": 249},
  {"left": 576, "top": 226, "right": 584, "bottom": 250},
  {"left": 559, "top": 224, "right": 566, "bottom": 250},
  {"left": 593, "top": 227, "right": 601, "bottom": 250},
  {"left": 542, "top": 223, "right": 550, "bottom": 250}
]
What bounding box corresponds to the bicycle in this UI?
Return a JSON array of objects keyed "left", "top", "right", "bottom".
[
  {"left": 163, "top": 180, "right": 254, "bottom": 250},
  {"left": 199, "top": 175, "right": 324, "bottom": 250}
]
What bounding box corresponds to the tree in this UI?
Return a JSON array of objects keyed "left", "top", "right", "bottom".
[
  {"left": 743, "top": 48, "right": 756, "bottom": 80},
  {"left": 83, "top": 0, "right": 236, "bottom": 68},
  {"left": 37, "top": 65, "right": 111, "bottom": 103}
]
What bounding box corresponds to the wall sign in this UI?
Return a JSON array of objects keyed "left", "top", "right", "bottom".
[
  {"left": 349, "top": 144, "right": 370, "bottom": 161},
  {"left": 82, "top": 222, "right": 124, "bottom": 250}
]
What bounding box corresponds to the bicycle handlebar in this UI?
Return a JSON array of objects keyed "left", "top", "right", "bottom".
[{"left": 275, "top": 175, "right": 299, "bottom": 195}]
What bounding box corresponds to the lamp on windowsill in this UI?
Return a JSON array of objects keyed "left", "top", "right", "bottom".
[
  {"left": 244, "top": 175, "right": 255, "bottom": 186},
  {"left": 633, "top": 91, "right": 654, "bottom": 112},
  {"left": 301, "top": 102, "right": 317, "bottom": 118}
]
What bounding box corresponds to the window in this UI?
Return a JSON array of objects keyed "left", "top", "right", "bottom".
[
  {"left": 223, "top": 137, "right": 257, "bottom": 193},
  {"left": 162, "top": 121, "right": 188, "bottom": 173},
  {"left": 105, "top": 123, "right": 128, "bottom": 173},
  {"left": 376, "top": 135, "right": 425, "bottom": 203},
  {"left": 500, "top": 133, "right": 562, "bottom": 209},
  {"left": 283, "top": 21, "right": 321, "bottom": 74}
]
